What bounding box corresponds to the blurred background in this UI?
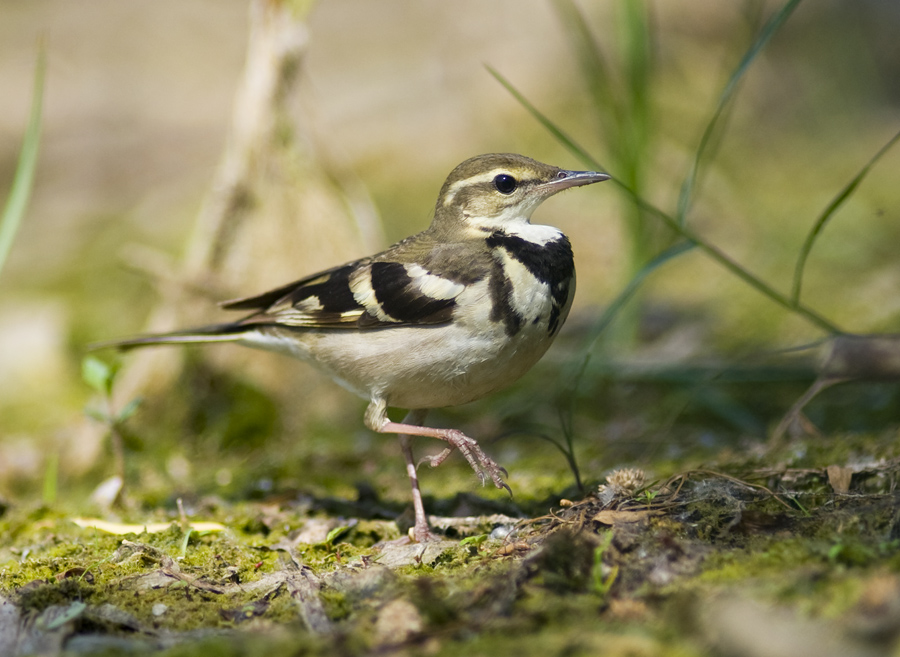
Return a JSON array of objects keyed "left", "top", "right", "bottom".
[{"left": 1, "top": 0, "right": 898, "bottom": 509}]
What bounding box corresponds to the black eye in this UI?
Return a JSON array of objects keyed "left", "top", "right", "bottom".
[{"left": 493, "top": 174, "right": 517, "bottom": 194}]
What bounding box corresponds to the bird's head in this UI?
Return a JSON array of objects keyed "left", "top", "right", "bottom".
[{"left": 432, "top": 153, "right": 609, "bottom": 236}]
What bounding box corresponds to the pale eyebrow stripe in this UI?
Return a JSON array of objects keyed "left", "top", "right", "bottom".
[{"left": 441, "top": 168, "right": 515, "bottom": 206}]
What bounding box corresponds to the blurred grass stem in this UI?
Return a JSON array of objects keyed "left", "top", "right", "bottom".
[
  {"left": 0, "top": 43, "right": 45, "bottom": 278},
  {"left": 489, "top": 0, "right": 842, "bottom": 337},
  {"left": 42, "top": 452, "right": 58, "bottom": 506},
  {"left": 552, "top": 0, "right": 655, "bottom": 345},
  {"left": 490, "top": 66, "right": 839, "bottom": 335},
  {"left": 677, "top": 0, "right": 802, "bottom": 223},
  {"left": 791, "top": 128, "right": 900, "bottom": 306}
]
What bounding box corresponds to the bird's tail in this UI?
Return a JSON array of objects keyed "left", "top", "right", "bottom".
[{"left": 89, "top": 323, "right": 251, "bottom": 351}]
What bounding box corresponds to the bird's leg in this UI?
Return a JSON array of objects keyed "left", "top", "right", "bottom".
[
  {"left": 365, "top": 399, "right": 510, "bottom": 495},
  {"left": 386, "top": 424, "right": 509, "bottom": 493},
  {"left": 396, "top": 408, "right": 438, "bottom": 543}
]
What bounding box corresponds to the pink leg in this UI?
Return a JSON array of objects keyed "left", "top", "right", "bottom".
[
  {"left": 396, "top": 409, "right": 438, "bottom": 543},
  {"left": 363, "top": 399, "right": 511, "bottom": 527},
  {"left": 379, "top": 419, "right": 510, "bottom": 494}
]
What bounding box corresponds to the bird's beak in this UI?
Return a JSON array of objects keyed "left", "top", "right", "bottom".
[{"left": 540, "top": 169, "right": 610, "bottom": 194}]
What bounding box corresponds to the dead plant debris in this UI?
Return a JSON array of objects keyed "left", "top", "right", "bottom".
[{"left": 2, "top": 454, "right": 900, "bottom": 656}]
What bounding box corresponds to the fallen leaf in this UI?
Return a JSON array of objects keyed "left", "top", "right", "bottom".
[
  {"left": 374, "top": 541, "right": 457, "bottom": 569},
  {"left": 826, "top": 465, "right": 853, "bottom": 494},
  {"left": 593, "top": 509, "right": 655, "bottom": 525},
  {"left": 72, "top": 517, "right": 225, "bottom": 534},
  {"left": 494, "top": 541, "right": 530, "bottom": 557}
]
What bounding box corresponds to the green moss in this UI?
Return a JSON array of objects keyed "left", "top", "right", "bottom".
[
  {"left": 154, "top": 630, "right": 326, "bottom": 657},
  {"left": 318, "top": 588, "right": 351, "bottom": 622},
  {"left": 428, "top": 626, "right": 698, "bottom": 657}
]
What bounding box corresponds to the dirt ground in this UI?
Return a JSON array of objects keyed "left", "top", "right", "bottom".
[{"left": 3, "top": 426, "right": 900, "bottom": 656}]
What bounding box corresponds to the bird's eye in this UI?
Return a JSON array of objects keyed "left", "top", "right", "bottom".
[{"left": 493, "top": 174, "right": 518, "bottom": 194}]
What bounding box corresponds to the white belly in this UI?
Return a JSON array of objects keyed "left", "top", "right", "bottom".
[{"left": 240, "top": 277, "right": 571, "bottom": 410}]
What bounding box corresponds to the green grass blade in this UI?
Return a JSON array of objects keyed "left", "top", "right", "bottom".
[
  {"left": 43, "top": 451, "right": 58, "bottom": 506},
  {"left": 489, "top": 65, "right": 672, "bottom": 227},
  {"left": 684, "top": 225, "right": 838, "bottom": 333},
  {"left": 553, "top": 0, "right": 655, "bottom": 294},
  {"left": 619, "top": 0, "right": 652, "bottom": 158},
  {"left": 583, "top": 241, "right": 697, "bottom": 353},
  {"left": 491, "top": 62, "right": 840, "bottom": 335},
  {"left": 0, "top": 44, "right": 46, "bottom": 278},
  {"left": 487, "top": 64, "right": 609, "bottom": 174},
  {"left": 564, "top": 242, "right": 696, "bottom": 391},
  {"left": 676, "top": 0, "right": 802, "bottom": 224},
  {"left": 551, "top": 0, "right": 622, "bottom": 130},
  {"left": 558, "top": 241, "right": 696, "bottom": 470},
  {"left": 791, "top": 127, "right": 900, "bottom": 305}
]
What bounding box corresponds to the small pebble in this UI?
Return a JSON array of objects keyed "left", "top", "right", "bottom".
[
  {"left": 151, "top": 603, "right": 167, "bottom": 617},
  {"left": 374, "top": 598, "right": 422, "bottom": 646},
  {"left": 490, "top": 525, "right": 514, "bottom": 540}
]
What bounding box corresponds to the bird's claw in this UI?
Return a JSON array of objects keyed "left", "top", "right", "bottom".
[
  {"left": 417, "top": 448, "right": 452, "bottom": 469},
  {"left": 420, "top": 430, "right": 509, "bottom": 494}
]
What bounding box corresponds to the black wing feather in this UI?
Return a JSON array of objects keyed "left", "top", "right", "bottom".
[
  {"left": 221, "top": 262, "right": 362, "bottom": 312},
  {"left": 220, "top": 256, "right": 463, "bottom": 330},
  {"left": 360, "top": 262, "right": 457, "bottom": 327}
]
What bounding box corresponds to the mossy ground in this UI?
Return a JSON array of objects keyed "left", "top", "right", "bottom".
[
  {"left": 3, "top": 5, "right": 899, "bottom": 655},
  {"left": 3, "top": 396, "right": 900, "bottom": 656}
]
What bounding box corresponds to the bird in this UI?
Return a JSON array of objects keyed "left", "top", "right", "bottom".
[{"left": 95, "top": 153, "right": 609, "bottom": 542}]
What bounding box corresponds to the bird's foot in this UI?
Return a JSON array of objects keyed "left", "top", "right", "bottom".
[
  {"left": 379, "top": 524, "right": 444, "bottom": 546},
  {"left": 376, "top": 415, "right": 511, "bottom": 494},
  {"left": 420, "top": 430, "right": 510, "bottom": 494},
  {"left": 411, "top": 523, "right": 444, "bottom": 544}
]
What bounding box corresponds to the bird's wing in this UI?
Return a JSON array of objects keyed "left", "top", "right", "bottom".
[
  {"left": 223, "top": 257, "right": 466, "bottom": 330},
  {"left": 222, "top": 262, "right": 367, "bottom": 328}
]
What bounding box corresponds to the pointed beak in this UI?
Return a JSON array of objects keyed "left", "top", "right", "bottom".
[{"left": 540, "top": 168, "right": 610, "bottom": 194}]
